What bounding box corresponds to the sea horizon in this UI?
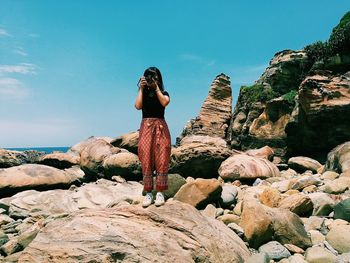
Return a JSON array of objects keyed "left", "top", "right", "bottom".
[{"left": 3, "top": 147, "right": 70, "bottom": 154}]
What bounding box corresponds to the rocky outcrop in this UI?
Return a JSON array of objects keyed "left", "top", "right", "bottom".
[
  {"left": 176, "top": 73, "right": 232, "bottom": 145},
  {"left": 14, "top": 200, "right": 250, "bottom": 262},
  {"left": 286, "top": 71, "right": 350, "bottom": 160},
  {"left": 37, "top": 152, "right": 80, "bottom": 169},
  {"left": 324, "top": 141, "right": 350, "bottom": 173}
]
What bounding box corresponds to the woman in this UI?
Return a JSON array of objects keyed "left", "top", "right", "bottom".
[{"left": 134, "top": 66, "right": 171, "bottom": 207}]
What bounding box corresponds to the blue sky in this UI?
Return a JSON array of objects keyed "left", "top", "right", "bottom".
[{"left": 0, "top": 1, "right": 349, "bottom": 148}]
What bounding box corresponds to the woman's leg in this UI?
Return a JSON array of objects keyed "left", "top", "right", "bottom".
[
  {"left": 138, "top": 120, "right": 155, "bottom": 192},
  {"left": 154, "top": 120, "right": 171, "bottom": 192}
]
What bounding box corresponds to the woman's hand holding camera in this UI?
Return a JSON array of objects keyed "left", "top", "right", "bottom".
[{"left": 138, "top": 76, "right": 148, "bottom": 90}]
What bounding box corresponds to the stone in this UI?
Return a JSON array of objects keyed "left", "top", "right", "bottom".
[
  {"left": 110, "top": 130, "right": 139, "bottom": 154},
  {"left": 218, "top": 154, "right": 280, "bottom": 181},
  {"left": 15, "top": 200, "right": 251, "bottom": 262},
  {"left": 258, "top": 241, "right": 291, "bottom": 260},
  {"left": 288, "top": 156, "right": 322, "bottom": 173},
  {"left": 334, "top": 198, "right": 350, "bottom": 222},
  {"left": 326, "top": 225, "right": 350, "bottom": 253},
  {"left": 305, "top": 246, "right": 337, "bottom": 263},
  {"left": 173, "top": 178, "right": 222, "bottom": 209}
]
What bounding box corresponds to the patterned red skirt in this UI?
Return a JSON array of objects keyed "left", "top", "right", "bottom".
[{"left": 138, "top": 118, "right": 171, "bottom": 192}]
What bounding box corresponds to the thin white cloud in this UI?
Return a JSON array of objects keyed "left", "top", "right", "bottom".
[
  {"left": 229, "top": 63, "right": 268, "bottom": 87},
  {"left": 0, "top": 63, "right": 37, "bottom": 75},
  {"left": 0, "top": 78, "right": 30, "bottom": 100},
  {"left": 13, "top": 47, "right": 28, "bottom": 57},
  {"left": 179, "top": 53, "right": 215, "bottom": 66},
  {"left": 0, "top": 28, "right": 10, "bottom": 37}
]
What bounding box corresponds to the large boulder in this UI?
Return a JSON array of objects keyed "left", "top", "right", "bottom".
[
  {"left": 173, "top": 178, "right": 222, "bottom": 209},
  {"left": 218, "top": 154, "right": 280, "bottom": 181},
  {"left": 37, "top": 152, "right": 80, "bottom": 169},
  {"left": 0, "top": 164, "right": 85, "bottom": 198},
  {"left": 79, "top": 139, "right": 121, "bottom": 179},
  {"left": 169, "top": 141, "right": 232, "bottom": 178},
  {"left": 110, "top": 131, "right": 139, "bottom": 154},
  {"left": 239, "top": 199, "right": 312, "bottom": 249},
  {"left": 15, "top": 200, "right": 250, "bottom": 262}
]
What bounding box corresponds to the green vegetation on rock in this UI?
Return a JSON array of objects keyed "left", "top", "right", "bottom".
[
  {"left": 282, "top": 90, "right": 298, "bottom": 104},
  {"left": 240, "top": 84, "right": 278, "bottom": 106},
  {"left": 304, "top": 11, "right": 350, "bottom": 63}
]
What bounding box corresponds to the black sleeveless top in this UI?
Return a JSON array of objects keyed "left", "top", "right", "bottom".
[{"left": 142, "top": 87, "right": 170, "bottom": 119}]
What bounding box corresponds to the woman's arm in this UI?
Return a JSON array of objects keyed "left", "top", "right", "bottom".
[
  {"left": 135, "top": 87, "right": 143, "bottom": 110},
  {"left": 155, "top": 89, "right": 170, "bottom": 107}
]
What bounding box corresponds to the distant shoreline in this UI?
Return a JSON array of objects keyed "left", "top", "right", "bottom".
[{"left": 3, "top": 147, "right": 70, "bottom": 154}]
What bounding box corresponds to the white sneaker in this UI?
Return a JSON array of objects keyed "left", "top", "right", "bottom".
[
  {"left": 155, "top": 192, "right": 165, "bottom": 207},
  {"left": 142, "top": 192, "right": 153, "bottom": 208}
]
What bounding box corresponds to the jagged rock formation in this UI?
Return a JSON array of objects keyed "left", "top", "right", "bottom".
[{"left": 176, "top": 73, "right": 232, "bottom": 145}]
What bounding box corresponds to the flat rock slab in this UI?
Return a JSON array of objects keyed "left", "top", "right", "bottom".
[{"left": 16, "top": 200, "right": 250, "bottom": 263}]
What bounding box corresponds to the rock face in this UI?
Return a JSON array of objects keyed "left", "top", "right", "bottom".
[
  {"left": 37, "top": 152, "right": 80, "bottom": 169},
  {"left": 0, "top": 164, "right": 85, "bottom": 198},
  {"left": 226, "top": 50, "right": 312, "bottom": 161},
  {"left": 17, "top": 200, "right": 250, "bottom": 263},
  {"left": 286, "top": 71, "right": 350, "bottom": 160},
  {"left": 176, "top": 73, "right": 232, "bottom": 145}
]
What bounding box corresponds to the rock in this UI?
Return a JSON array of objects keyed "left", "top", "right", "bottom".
[
  {"left": 336, "top": 252, "right": 350, "bottom": 263},
  {"left": 304, "top": 246, "right": 337, "bottom": 263},
  {"left": 271, "top": 179, "right": 294, "bottom": 192},
  {"left": 216, "top": 214, "right": 240, "bottom": 225},
  {"left": 173, "top": 178, "right": 222, "bottom": 209},
  {"left": 219, "top": 184, "right": 238, "bottom": 208},
  {"left": 324, "top": 141, "right": 350, "bottom": 173},
  {"left": 176, "top": 73, "right": 232, "bottom": 144},
  {"left": 16, "top": 200, "right": 250, "bottom": 262},
  {"left": 0, "top": 149, "right": 44, "bottom": 168},
  {"left": 0, "top": 164, "right": 86, "bottom": 198},
  {"left": 320, "top": 177, "right": 350, "bottom": 194},
  {"left": 244, "top": 252, "right": 270, "bottom": 263},
  {"left": 279, "top": 193, "right": 314, "bottom": 216},
  {"left": 326, "top": 225, "right": 350, "bottom": 253},
  {"left": 67, "top": 136, "right": 114, "bottom": 157},
  {"left": 321, "top": 171, "right": 339, "bottom": 180},
  {"left": 146, "top": 173, "right": 187, "bottom": 200},
  {"left": 37, "top": 152, "right": 80, "bottom": 169},
  {"left": 258, "top": 241, "right": 291, "bottom": 260},
  {"left": 288, "top": 156, "right": 322, "bottom": 173},
  {"left": 245, "top": 146, "right": 275, "bottom": 161},
  {"left": 218, "top": 154, "right": 280, "bottom": 181},
  {"left": 102, "top": 151, "right": 142, "bottom": 180},
  {"left": 334, "top": 198, "right": 350, "bottom": 222},
  {"left": 259, "top": 187, "right": 282, "bottom": 207},
  {"left": 284, "top": 243, "right": 305, "bottom": 254},
  {"left": 79, "top": 139, "right": 121, "bottom": 178},
  {"left": 239, "top": 199, "right": 312, "bottom": 249},
  {"left": 178, "top": 135, "right": 229, "bottom": 148},
  {"left": 309, "top": 230, "right": 326, "bottom": 245},
  {"left": 169, "top": 142, "right": 232, "bottom": 178},
  {"left": 286, "top": 72, "right": 350, "bottom": 160},
  {"left": 110, "top": 130, "right": 139, "bottom": 154},
  {"left": 0, "top": 179, "right": 143, "bottom": 219},
  {"left": 290, "top": 175, "right": 322, "bottom": 191},
  {"left": 227, "top": 222, "right": 244, "bottom": 238},
  {"left": 201, "top": 204, "right": 217, "bottom": 218},
  {"left": 308, "top": 192, "right": 335, "bottom": 216},
  {"left": 287, "top": 253, "right": 308, "bottom": 263}
]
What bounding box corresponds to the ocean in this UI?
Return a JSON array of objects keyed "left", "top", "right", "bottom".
[{"left": 4, "top": 147, "right": 70, "bottom": 154}]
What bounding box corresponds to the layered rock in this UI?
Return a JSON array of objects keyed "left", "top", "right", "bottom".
[
  {"left": 0, "top": 149, "right": 44, "bottom": 168},
  {"left": 286, "top": 71, "right": 350, "bottom": 160},
  {"left": 176, "top": 73, "right": 232, "bottom": 145},
  {"left": 15, "top": 200, "right": 250, "bottom": 262}
]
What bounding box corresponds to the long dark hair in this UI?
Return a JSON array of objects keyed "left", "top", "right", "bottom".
[{"left": 143, "top": 66, "right": 165, "bottom": 92}]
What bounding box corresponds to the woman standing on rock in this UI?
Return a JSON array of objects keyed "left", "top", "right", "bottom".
[{"left": 134, "top": 66, "right": 171, "bottom": 207}]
